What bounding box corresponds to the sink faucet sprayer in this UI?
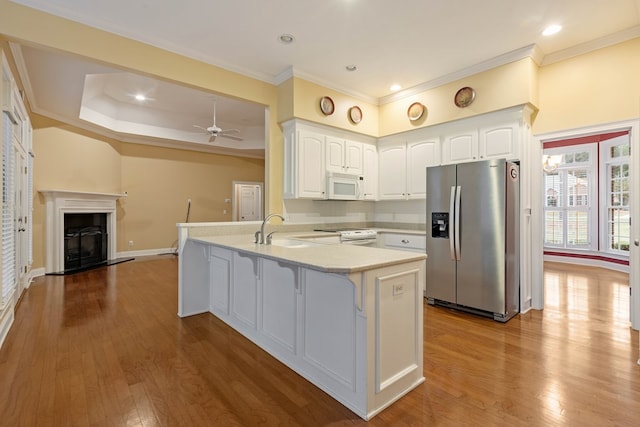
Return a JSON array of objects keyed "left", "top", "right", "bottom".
[{"left": 255, "top": 213, "right": 285, "bottom": 244}]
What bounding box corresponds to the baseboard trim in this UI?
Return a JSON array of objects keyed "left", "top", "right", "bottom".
[
  {"left": 544, "top": 254, "right": 629, "bottom": 273},
  {"left": 0, "top": 303, "right": 15, "bottom": 350},
  {"left": 117, "top": 248, "right": 176, "bottom": 258}
]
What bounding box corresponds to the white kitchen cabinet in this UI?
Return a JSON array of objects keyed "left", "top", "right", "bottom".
[
  {"left": 283, "top": 120, "right": 377, "bottom": 200},
  {"left": 179, "top": 235, "right": 425, "bottom": 421},
  {"left": 442, "top": 130, "right": 479, "bottom": 164},
  {"left": 480, "top": 122, "right": 519, "bottom": 160},
  {"left": 260, "top": 259, "right": 298, "bottom": 354},
  {"left": 362, "top": 143, "right": 378, "bottom": 200},
  {"left": 210, "top": 246, "right": 232, "bottom": 316},
  {"left": 232, "top": 251, "right": 259, "bottom": 329},
  {"left": 378, "top": 142, "right": 407, "bottom": 200},
  {"left": 406, "top": 139, "right": 440, "bottom": 199},
  {"left": 442, "top": 119, "right": 521, "bottom": 164},
  {"left": 380, "top": 233, "right": 426, "bottom": 253},
  {"left": 283, "top": 125, "right": 326, "bottom": 199},
  {"left": 378, "top": 138, "right": 440, "bottom": 200},
  {"left": 326, "top": 137, "right": 363, "bottom": 175}
]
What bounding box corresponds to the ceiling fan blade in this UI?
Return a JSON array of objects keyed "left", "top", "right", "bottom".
[
  {"left": 193, "top": 124, "right": 208, "bottom": 131},
  {"left": 219, "top": 133, "right": 244, "bottom": 141}
]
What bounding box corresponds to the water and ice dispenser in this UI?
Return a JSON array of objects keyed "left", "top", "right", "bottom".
[{"left": 431, "top": 212, "right": 449, "bottom": 238}]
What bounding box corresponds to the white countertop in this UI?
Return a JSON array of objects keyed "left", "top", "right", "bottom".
[{"left": 188, "top": 232, "right": 426, "bottom": 274}]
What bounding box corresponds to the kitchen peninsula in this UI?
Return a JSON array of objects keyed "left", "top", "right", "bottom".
[{"left": 177, "top": 223, "right": 426, "bottom": 420}]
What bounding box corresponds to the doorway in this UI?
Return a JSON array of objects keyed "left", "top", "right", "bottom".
[
  {"left": 232, "top": 181, "right": 263, "bottom": 221},
  {"left": 534, "top": 120, "right": 639, "bottom": 330}
]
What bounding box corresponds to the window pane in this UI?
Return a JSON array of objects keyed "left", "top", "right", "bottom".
[
  {"left": 611, "top": 143, "right": 630, "bottom": 158},
  {"left": 567, "top": 210, "right": 589, "bottom": 246},
  {"left": 574, "top": 151, "right": 590, "bottom": 162},
  {"left": 567, "top": 170, "right": 588, "bottom": 207},
  {"left": 608, "top": 208, "right": 630, "bottom": 252},
  {"left": 544, "top": 211, "right": 563, "bottom": 245},
  {"left": 544, "top": 172, "right": 561, "bottom": 207}
]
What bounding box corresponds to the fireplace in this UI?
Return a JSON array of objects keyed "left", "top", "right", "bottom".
[
  {"left": 64, "top": 213, "right": 108, "bottom": 272},
  {"left": 40, "top": 190, "right": 124, "bottom": 274}
]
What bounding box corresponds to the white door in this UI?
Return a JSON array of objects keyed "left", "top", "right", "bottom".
[
  {"left": 234, "top": 182, "right": 263, "bottom": 221},
  {"left": 13, "top": 143, "right": 27, "bottom": 295}
]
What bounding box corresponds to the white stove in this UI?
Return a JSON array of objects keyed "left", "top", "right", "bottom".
[{"left": 338, "top": 229, "right": 378, "bottom": 245}]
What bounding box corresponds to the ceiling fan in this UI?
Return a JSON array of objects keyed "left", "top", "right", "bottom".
[{"left": 193, "top": 100, "right": 243, "bottom": 142}]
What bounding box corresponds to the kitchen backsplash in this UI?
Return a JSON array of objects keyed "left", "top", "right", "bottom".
[{"left": 283, "top": 199, "right": 426, "bottom": 225}]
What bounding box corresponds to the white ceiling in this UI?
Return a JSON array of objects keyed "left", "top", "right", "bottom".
[{"left": 7, "top": 0, "right": 640, "bottom": 157}]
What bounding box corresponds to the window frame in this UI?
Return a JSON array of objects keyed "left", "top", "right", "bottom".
[{"left": 599, "top": 135, "right": 631, "bottom": 255}]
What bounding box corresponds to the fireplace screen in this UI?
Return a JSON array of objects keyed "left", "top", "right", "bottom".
[{"left": 64, "top": 213, "right": 108, "bottom": 272}]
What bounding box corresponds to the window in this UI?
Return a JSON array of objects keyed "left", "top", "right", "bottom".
[
  {"left": 543, "top": 145, "right": 597, "bottom": 250},
  {"left": 600, "top": 136, "right": 630, "bottom": 254},
  {"left": 544, "top": 131, "right": 631, "bottom": 259}
]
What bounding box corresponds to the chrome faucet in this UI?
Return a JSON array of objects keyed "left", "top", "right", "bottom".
[{"left": 255, "top": 213, "right": 285, "bottom": 244}]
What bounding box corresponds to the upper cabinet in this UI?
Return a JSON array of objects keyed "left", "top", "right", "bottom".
[
  {"left": 480, "top": 122, "right": 519, "bottom": 160},
  {"left": 283, "top": 123, "right": 326, "bottom": 199},
  {"left": 378, "top": 137, "right": 440, "bottom": 200},
  {"left": 283, "top": 105, "right": 532, "bottom": 201},
  {"left": 441, "top": 109, "right": 529, "bottom": 165},
  {"left": 282, "top": 119, "right": 376, "bottom": 200},
  {"left": 362, "top": 144, "right": 378, "bottom": 200},
  {"left": 442, "top": 131, "right": 478, "bottom": 164},
  {"left": 326, "top": 137, "right": 363, "bottom": 175}
]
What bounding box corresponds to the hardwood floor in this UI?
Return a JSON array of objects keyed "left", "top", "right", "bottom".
[{"left": 0, "top": 258, "right": 638, "bottom": 426}]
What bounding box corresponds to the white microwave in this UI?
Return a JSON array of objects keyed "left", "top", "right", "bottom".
[{"left": 326, "top": 172, "right": 363, "bottom": 200}]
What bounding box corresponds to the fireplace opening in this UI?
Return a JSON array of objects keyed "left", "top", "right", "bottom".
[{"left": 64, "top": 213, "right": 108, "bottom": 273}]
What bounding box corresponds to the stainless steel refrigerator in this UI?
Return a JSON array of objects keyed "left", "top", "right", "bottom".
[{"left": 425, "top": 159, "right": 520, "bottom": 322}]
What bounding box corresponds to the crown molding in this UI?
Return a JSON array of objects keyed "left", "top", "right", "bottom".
[
  {"left": 541, "top": 25, "right": 640, "bottom": 66},
  {"left": 379, "top": 45, "right": 539, "bottom": 105},
  {"left": 274, "top": 66, "right": 379, "bottom": 105}
]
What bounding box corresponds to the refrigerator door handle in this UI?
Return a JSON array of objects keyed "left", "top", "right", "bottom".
[
  {"left": 449, "top": 186, "right": 456, "bottom": 260},
  {"left": 454, "top": 185, "right": 461, "bottom": 261}
]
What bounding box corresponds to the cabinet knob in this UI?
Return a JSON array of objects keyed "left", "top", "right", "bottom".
[{"left": 401, "top": 239, "right": 410, "bottom": 244}]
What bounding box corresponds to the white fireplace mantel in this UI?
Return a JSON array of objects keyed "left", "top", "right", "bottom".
[{"left": 40, "top": 189, "right": 125, "bottom": 273}]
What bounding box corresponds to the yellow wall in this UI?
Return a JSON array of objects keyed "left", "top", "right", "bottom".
[
  {"left": 288, "top": 78, "right": 380, "bottom": 137},
  {"left": 119, "top": 143, "right": 264, "bottom": 252},
  {"left": 31, "top": 125, "right": 264, "bottom": 268},
  {"left": 535, "top": 38, "right": 640, "bottom": 134},
  {"left": 0, "top": 0, "right": 280, "bottom": 213},
  {"left": 379, "top": 57, "right": 539, "bottom": 136}
]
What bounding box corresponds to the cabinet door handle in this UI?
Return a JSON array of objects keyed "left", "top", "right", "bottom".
[{"left": 401, "top": 239, "right": 409, "bottom": 244}]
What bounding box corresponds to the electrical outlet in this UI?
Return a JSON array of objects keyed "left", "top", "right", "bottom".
[
  {"left": 392, "top": 284, "right": 405, "bottom": 296},
  {"left": 128, "top": 240, "right": 134, "bottom": 247}
]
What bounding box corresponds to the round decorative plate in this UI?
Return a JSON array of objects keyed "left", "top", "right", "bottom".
[
  {"left": 319, "top": 96, "right": 335, "bottom": 115},
  {"left": 454, "top": 86, "right": 476, "bottom": 108},
  {"left": 407, "top": 102, "right": 426, "bottom": 121},
  {"left": 348, "top": 106, "right": 362, "bottom": 124}
]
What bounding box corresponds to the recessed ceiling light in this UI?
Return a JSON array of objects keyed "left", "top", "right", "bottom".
[
  {"left": 135, "top": 94, "right": 146, "bottom": 101},
  {"left": 542, "top": 24, "right": 562, "bottom": 36},
  {"left": 345, "top": 64, "right": 357, "bottom": 72},
  {"left": 390, "top": 84, "right": 402, "bottom": 92},
  {"left": 279, "top": 34, "right": 295, "bottom": 44}
]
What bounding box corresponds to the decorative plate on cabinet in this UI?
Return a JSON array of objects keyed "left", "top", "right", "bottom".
[
  {"left": 407, "top": 102, "right": 426, "bottom": 121},
  {"left": 454, "top": 86, "right": 476, "bottom": 108},
  {"left": 348, "top": 106, "right": 362, "bottom": 124},
  {"left": 319, "top": 96, "right": 335, "bottom": 115}
]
